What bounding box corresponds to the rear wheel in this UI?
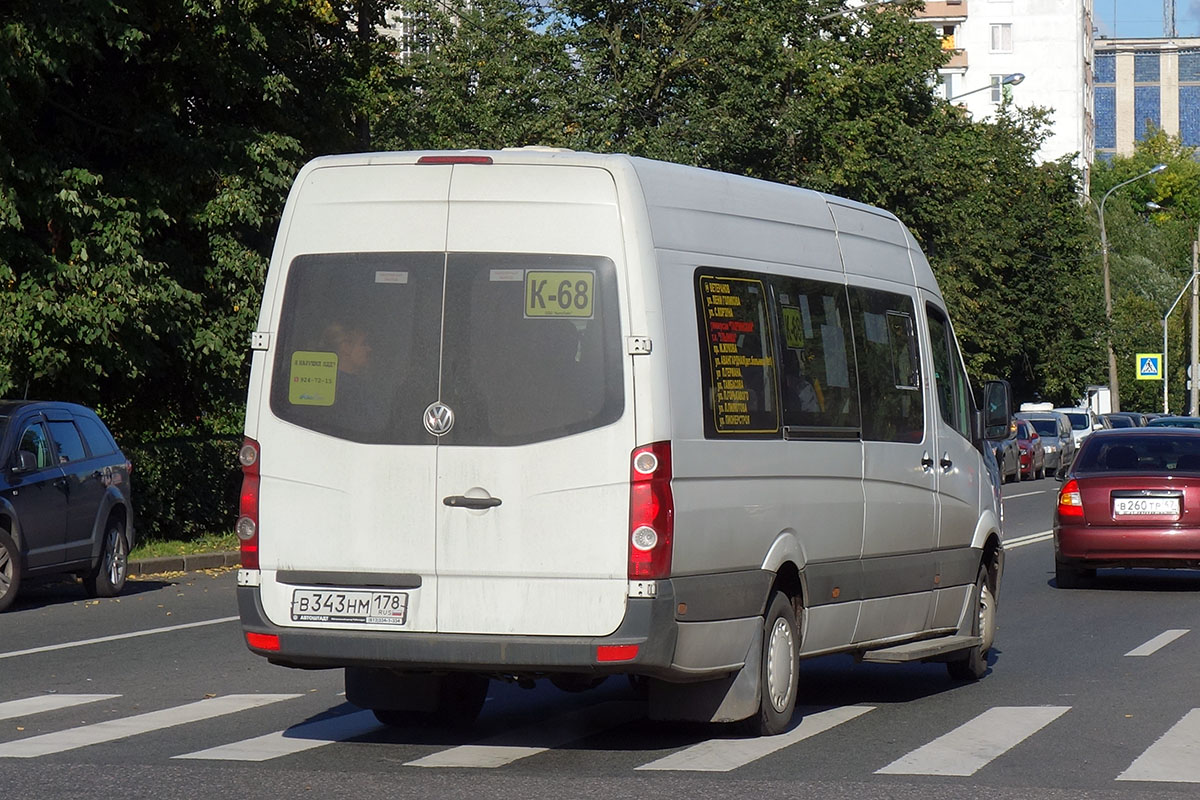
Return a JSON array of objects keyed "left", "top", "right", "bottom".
[
  {"left": 0, "top": 530, "right": 22, "bottom": 613},
  {"left": 84, "top": 520, "right": 128, "bottom": 598},
  {"left": 947, "top": 565, "right": 995, "bottom": 681},
  {"left": 744, "top": 591, "right": 799, "bottom": 736},
  {"left": 369, "top": 673, "right": 489, "bottom": 731}
]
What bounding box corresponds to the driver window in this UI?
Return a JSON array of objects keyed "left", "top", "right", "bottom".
[{"left": 18, "top": 423, "right": 54, "bottom": 469}]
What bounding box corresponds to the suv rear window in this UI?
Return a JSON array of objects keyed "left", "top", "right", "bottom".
[{"left": 271, "top": 252, "right": 623, "bottom": 446}]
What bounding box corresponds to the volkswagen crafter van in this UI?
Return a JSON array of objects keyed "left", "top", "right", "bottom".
[{"left": 237, "top": 149, "right": 1013, "bottom": 736}]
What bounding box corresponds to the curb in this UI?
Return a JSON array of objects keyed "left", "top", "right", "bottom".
[{"left": 127, "top": 551, "right": 242, "bottom": 577}]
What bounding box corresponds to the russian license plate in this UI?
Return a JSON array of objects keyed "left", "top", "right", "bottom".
[
  {"left": 290, "top": 589, "right": 408, "bottom": 625},
  {"left": 1114, "top": 497, "right": 1179, "bottom": 516}
]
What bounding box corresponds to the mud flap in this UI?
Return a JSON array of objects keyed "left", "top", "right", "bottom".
[{"left": 647, "top": 625, "right": 762, "bottom": 723}]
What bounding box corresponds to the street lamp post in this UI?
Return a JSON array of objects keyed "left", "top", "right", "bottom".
[
  {"left": 946, "top": 73, "right": 1025, "bottom": 102},
  {"left": 1096, "top": 163, "right": 1168, "bottom": 413}
]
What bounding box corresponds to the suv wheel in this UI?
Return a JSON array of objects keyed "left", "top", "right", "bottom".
[
  {"left": 0, "top": 531, "right": 22, "bottom": 612},
  {"left": 84, "top": 520, "right": 128, "bottom": 598}
]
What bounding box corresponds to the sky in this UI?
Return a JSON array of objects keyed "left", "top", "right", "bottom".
[{"left": 1093, "top": 0, "right": 1200, "bottom": 38}]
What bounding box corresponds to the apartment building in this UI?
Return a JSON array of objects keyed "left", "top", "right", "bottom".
[
  {"left": 914, "top": 0, "right": 1095, "bottom": 181},
  {"left": 1093, "top": 37, "right": 1200, "bottom": 159}
]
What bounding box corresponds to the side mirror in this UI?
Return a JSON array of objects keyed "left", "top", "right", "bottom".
[
  {"left": 982, "top": 380, "right": 1013, "bottom": 441},
  {"left": 11, "top": 450, "right": 37, "bottom": 473}
]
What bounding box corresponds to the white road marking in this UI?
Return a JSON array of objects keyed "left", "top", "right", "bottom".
[
  {"left": 876, "top": 706, "right": 1070, "bottom": 776},
  {"left": 175, "top": 709, "right": 381, "bottom": 761},
  {"left": 0, "top": 694, "right": 301, "bottom": 758},
  {"left": 407, "top": 701, "right": 642, "bottom": 768},
  {"left": 1118, "top": 708, "right": 1200, "bottom": 782},
  {"left": 1126, "top": 630, "right": 1190, "bottom": 657},
  {"left": 0, "top": 695, "right": 119, "bottom": 721},
  {"left": 0, "top": 616, "right": 240, "bottom": 661},
  {"left": 636, "top": 705, "right": 875, "bottom": 772},
  {"left": 1005, "top": 490, "right": 1051, "bottom": 499},
  {"left": 1004, "top": 530, "right": 1054, "bottom": 549}
]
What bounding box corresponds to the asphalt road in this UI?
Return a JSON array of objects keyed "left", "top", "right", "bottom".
[{"left": 2, "top": 476, "right": 1199, "bottom": 799}]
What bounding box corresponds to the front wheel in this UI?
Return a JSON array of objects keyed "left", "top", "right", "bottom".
[
  {"left": 84, "top": 521, "right": 128, "bottom": 598},
  {"left": 0, "top": 530, "right": 22, "bottom": 612},
  {"left": 744, "top": 591, "right": 799, "bottom": 736},
  {"left": 947, "top": 565, "right": 996, "bottom": 681}
]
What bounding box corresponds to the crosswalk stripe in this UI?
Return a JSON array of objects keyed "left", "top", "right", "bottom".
[
  {"left": 1125, "top": 630, "right": 1189, "bottom": 657},
  {"left": 406, "top": 701, "right": 642, "bottom": 768},
  {"left": 875, "top": 706, "right": 1070, "bottom": 776},
  {"left": 0, "top": 694, "right": 302, "bottom": 758},
  {"left": 636, "top": 705, "right": 875, "bottom": 772},
  {"left": 1117, "top": 708, "right": 1200, "bottom": 783},
  {"left": 0, "top": 695, "right": 119, "bottom": 722},
  {"left": 175, "top": 708, "right": 381, "bottom": 761}
]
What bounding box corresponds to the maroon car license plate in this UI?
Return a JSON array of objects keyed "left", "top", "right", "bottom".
[{"left": 1113, "top": 497, "right": 1179, "bottom": 516}]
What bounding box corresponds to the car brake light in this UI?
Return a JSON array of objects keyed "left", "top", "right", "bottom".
[
  {"left": 1057, "top": 478, "right": 1084, "bottom": 518},
  {"left": 628, "top": 442, "right": 673, "bottom": 579},
  {"left": 416, "top": 155, "right": 493, "bottom": 165},
  {"left": 237, "top": 437, "right": 260, "bottom": 569}
]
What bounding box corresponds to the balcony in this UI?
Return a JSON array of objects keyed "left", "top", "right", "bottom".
[
  {"left": 943, "top": 49, "right": 968, "bottom": 69},
  {"left": 913, "top": 0, "right": 968, "bottom": 20}
]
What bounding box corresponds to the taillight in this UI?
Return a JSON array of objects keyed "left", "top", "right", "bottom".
[
  {"left": 245, "top": 632, "right": 280, "bottom": 652},
  {"left": 237, "top": 437, "right": 260, "bottom": 569},
  {"left": 628, "top": 442, "right": 673, "bottom": 579},
  {"left": 1057, "top": 478, "right": 1084, "bottom": 519}
]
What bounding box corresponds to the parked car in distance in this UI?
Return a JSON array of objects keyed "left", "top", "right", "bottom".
[
  {"left": 1054, "top": 407, "right": 1103, "bottom": 451},
  {"left": 0, "top": 401, "right": 135, "bottom": 612},
  {"left": 1101, "top": 412, "right": 1147, "bottom": 428},
  {"left": 1015, "top": 419, "right": 1046, "bottom": 480},
  {"left": 1016, "top": 411, "right": 1075, "bottom": 475},
  {"left": 993, "top": 420, "right": 1020, "bottom": 483},
  {"left": 1054, "top": 428, "right": 1200, "bottom": 588},
  {"left": 1146, "top": 415, "right": 1200, "bottom": 429}
]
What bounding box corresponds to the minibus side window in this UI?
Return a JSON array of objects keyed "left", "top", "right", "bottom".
[
  {"left": 848, "top": 287, "right": 924, "bottom": 443},
  {"left": 926, "top": 304, "right": 973, "bottom": 440},
  {"left": 695, "top": 269, "right": 781, "bottom": 438},
  {"left": 772, "top": 277, "right": 860, "bottom": 434}
]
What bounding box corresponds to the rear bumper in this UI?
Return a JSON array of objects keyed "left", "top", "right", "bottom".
[
  {"left": 1055, "top": 524, "right": 1200, "bottom": 568},
  {"left": 238, "top": 582, "right": 695, "bottom": 677}
]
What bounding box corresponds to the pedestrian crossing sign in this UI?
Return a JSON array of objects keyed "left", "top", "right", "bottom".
[{"left": 1137, "top": 353, "right": 1162, "bottom": 380}]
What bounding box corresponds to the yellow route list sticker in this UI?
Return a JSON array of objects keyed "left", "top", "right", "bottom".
[{"left": 289, "top": 351, "right": 338, "bottom": 406}]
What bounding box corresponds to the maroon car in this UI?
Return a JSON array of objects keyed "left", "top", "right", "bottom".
[
  {"left": 1016, "top": 418, "right": 1046, "bottom": 480},
  {"left": 1054, "top": 427, "right": 1200, "bottom": 588}
]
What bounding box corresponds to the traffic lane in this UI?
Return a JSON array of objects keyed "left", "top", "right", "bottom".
[{"left": 1, "top": 567, "right": 240, "bottom": 657}]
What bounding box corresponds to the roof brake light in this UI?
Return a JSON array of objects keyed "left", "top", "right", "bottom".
[{"left": 416, "top": 155, "right": 493, "bottom": 165}]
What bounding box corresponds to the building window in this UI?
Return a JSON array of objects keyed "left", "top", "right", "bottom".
[
  {"left": 1134, "top": 51, "right": 1161, "bottom": 83},
  {"left": 990, "top": 24, "right": 1013, "bottom": 53},
  {"left": 1180, "top": 51, "right": 1200, "bottom": 82},
  {"left": 1095, "top": 86, "right": 1116, "bottom": 149},
  {"left": 990, "top": 75, "right": 1005, "bottom": 103},
  {"left": 941, "top": 25, "right": 956, "bottom": 50},
  {"left": 1094, "top": 52, "right": 1116, "bottom": 83},
  {"left": 1134, "top": 86, "right": 1161, "bottom": 140},
  {"left": 1181, "top": 86, "right": 1200, "bottom": 146}
]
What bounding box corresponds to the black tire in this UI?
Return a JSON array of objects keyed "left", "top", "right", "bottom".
[
  {"left": 947, "top": 565, "right": 996, "bottom": 681},
  {"left": 0, "top": 530, "right": 22, "bottom": 613},
  {"left": 84, "top": 520, "right": 128, "bottom": 598},
  {"left": 1055, "top": 559, "right": 1092, "bottom": 589},
  {"left": 744, "top": 591, "right": 799, "bottom": 736}
]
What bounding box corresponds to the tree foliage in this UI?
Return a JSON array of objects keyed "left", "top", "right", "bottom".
[{"left": 0, "top": 0, "right": 1118, "bottom": 536}]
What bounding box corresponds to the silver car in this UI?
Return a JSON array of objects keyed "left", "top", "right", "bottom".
[{"left": 1016, "top": 411, "right": 1076, "bottom": 473}]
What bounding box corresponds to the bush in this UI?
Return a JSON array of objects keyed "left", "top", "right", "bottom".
[{"left": 124, "top": 435, "right": 242, "bottom": 543}]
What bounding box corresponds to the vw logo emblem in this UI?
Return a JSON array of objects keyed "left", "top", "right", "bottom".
[{"left": 423, "top": 402, "right": 455, "bottom": 436}]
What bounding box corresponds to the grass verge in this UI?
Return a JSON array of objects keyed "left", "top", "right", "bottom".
[{"left": 129, "top": 532, "right": 239, "bottom": 561}]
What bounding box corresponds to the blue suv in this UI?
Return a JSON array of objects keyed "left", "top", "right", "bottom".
[{"left": 0, "top": 401, "right": 135, "bottom": 611}]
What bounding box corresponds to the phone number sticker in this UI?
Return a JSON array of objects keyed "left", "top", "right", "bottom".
[{"left": 525, "top": 271, "right": 595, "bottom": 319}]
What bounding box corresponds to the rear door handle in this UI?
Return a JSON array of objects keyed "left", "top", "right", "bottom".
[
  {"left": 443, "top": 495, "right": 502, "bottom": 509},
  {"left": 940, "top": 453, "right": 953, "bottom": 470}
]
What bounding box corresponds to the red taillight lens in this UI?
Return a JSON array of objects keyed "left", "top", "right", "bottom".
[
  {"left": 416, "top": 155, "right": 493, "bottom": 165},
  {"left": 628, "top": 442, "right": 673, "bottom": 579},
  {"left": 237, "top": 437, "right": 260, "bottom": 569},
  {"left": 1057, "top": 478, "right": 1084, "bottom": 519},
  {"left": 245, "top": 632, "right": 280, "bottom": 652}
]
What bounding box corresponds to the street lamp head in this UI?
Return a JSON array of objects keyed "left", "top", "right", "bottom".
[
  {"left": 1150, "top": 163, "right": 1168, "bottom": 174},
  {"left": 1146, "top": 201, "right": 1163, "bottom": 211},
  {"left": 1003, "top": 73, "right": 1025, "bottom": 86}
]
